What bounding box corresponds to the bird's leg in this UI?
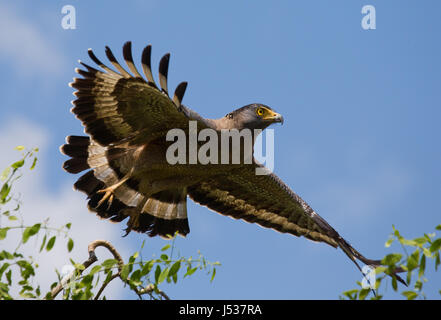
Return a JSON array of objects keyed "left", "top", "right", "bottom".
[{"left": 97, "top": 168, "right": 134, "bottom": 207}]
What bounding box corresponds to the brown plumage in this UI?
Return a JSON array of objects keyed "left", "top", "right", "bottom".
[{"left": 61, "top": 42, "right": 405, "bottom": 284}]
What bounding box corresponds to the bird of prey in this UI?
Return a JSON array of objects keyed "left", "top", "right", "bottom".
[{"left": 61, "top": 41, "right": 403, "bottom": 281}]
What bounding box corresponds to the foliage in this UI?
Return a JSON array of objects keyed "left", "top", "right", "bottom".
[
  {"left": 341, "top": 224, "right": 441, "bottom": 300},
  {"left": 59, "top": 239, "right": 220, "bottom": 300},
  {"left": 0, "top": 147, "right": 220, "bottom": 300}
]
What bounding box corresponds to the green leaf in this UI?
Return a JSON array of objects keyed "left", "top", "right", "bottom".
[
  {"left": 169, "top": 261, "right": 181, "bottom": 277},
  {"left": 392, "top": 225, "right": 400, "bottom": 237},
  {"left": 101, "top": 259, "right": 118, "bottom": 269},
  {"left": 129, "top": 270, "right": 142, "bottom": 287},
  {"left": 154, "top": 265, "right": 161, "bottom": 283},
  {"left": 74, "top": 263, "right": 85, "bottom": 271},
  {"left": 128, "top": 254, "right": 136, "bottom": 265},
  {"left": 210, "top": 267, "right": 217, "bottom": 283},
  {"left": 435, "top": 225, "right": 441, "bottom": 231},
  {"left": 22, "top": 224, "right": 41, "bottom": 244},
  {"left": 120, "top": 264, "right": 131, "bottom": 281},
  {"left": 415, "top": 280, "right": 423, "bottom": 291},
  {"left": 402, "top": 291, "right": 418, "bottom": 300},
  {"left": 374, "top": 266, "right": 386, "bottom": 275},
  {"left": 0, "top": 228, "right": 9, "bottom": 240},
  {"left": 104, "top": 270, "right": 113, "bottom": 284},
  {"left": 422, "top": 247, "right": 432, "bottom": 258},
  {"left": 89, "top": 265, "right": 102, "bottom": 275},
  {"left": 15, "top": 146, "right": 25, "bottom": 151},
  {"left": 382, "top": 253, "right": 402, "bottom": 266},
  {"left": 46, "top": 236, "right": 56, "bottom": 251},
  {"left": 358, "top": 288, "right": 370, "bottom": 300},
  {"left": 6, "top": 270, "right": 12, "bottom": 285},
  {"left": 385, "top": 238, "right": 394, "bottom": 248},
  {"left": 406, "top": 270, "right": 412, "bottom": 285},
  {"left": 429, "top": 238, "right": 441, "bottom": 253},
  {"left": 400, "top": 238, "right": 417, "bottom": 246},
  {"left": 8, "top": 215, "right": 18, "bottom": 221},
  {"left": 407, "top": 249, "right": 419, "bottom": 271},
  {"left": 11, "top": 159, "right": 24, "bottom": 169},
  {"left": 391, "top": 276, "right": 398, "bottom": 291},
  {"left": 67, "top": 238, "right": 74, "bottom": 252},
  {"left": 0, "top": 183, "right": 11, "bottom": 202},
  {"left": 418, "top": 254, "right": 426, "bottom": 278},
  {"left": 413, "top": 237, "right": 428, "bottom": 246},
  {"left": 39, "top": 234, "right": 47, "bottom": 252},
  {"left": 141, "top": 260, "right": 154, "bottom": 276},
  {"left": 161, "top": 244, "right": 171, "bottom": 251},
  {"left": 160, "top": 254, "right": 169, "bottom": 261},
  {"left": 0, "top": 263, "right": 10, "bottom": 278},
  {"left": 17, "top": 260, "right": 35, "bottom": 279},
  {"left": 65, "top": 223, "right": 71, "bottom": 230},
  {"left": 1, "top": 167, "right": 11, "bottom": 181},
  {"left": 0, "top": 250, "right": 14, "bottom": 260},
  {"left": 81, "top": 274, "right": 93, "bottom": 285},
  {"left": 30, "top": 157, "right": 37, "bottom": 170},
  {"left": 184, "top": 267, "right": 197, "bottom": 278},
  {"left": 157, "top": 267, "right": 169, "bottom": 284},
  {"left": 20, "top": 292, "right": 36, "bottom": 299},
  {"left": 342, "top": 289, "right": 358, "bottom": 300}
]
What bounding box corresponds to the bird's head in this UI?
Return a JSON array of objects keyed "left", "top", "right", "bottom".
[{"left": 226, "top": 104, "right": 284, "bottom": 130}]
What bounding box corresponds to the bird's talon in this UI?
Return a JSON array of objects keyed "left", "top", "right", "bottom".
[{"left": 97, "top": 187, "right": 116, "bottom": 207}]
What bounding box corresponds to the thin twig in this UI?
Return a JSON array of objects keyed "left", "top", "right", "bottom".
[
  {"left": 49, "top": 240, "right": 123, "bottom": 299},
  {"left": 48, "top": 239, "right": 170, "bottom": 300},
  {"left": 136, "top": 283, "right": 170, "bottom": 300},
  {"left": 94, "top": 273, "right": 119, "bottom": 300}
]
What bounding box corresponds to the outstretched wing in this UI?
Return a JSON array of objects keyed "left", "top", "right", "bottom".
[
  {"left": 188, "top": 163, "right": 340, "bottom": 247},
  {"left": 70, "top": 41, "right": 202, "bottom": 146},
  {"left": 188, "top": 162, "right": 382, "bottom": 267}
]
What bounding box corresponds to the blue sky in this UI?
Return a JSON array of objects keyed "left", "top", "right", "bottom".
[{"left": 0, "top": 1, "right": 440, "bottom": 299}]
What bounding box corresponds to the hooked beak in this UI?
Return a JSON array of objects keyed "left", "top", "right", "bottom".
[
  {"left": 273, "top": 113, "right": 284, "bottom": 125},
  {"left": 264, "top": 111, "right": 284, "bottom": 125}
]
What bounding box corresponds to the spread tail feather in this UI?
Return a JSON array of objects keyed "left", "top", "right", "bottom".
[
  {"left": 126, "top": 188, "right": 189, "bottom": 238},
  {"left": 60, "top": 135, "right": 190, "bottom": 238}
]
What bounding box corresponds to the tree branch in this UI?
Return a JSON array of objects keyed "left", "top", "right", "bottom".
[
  {"left": 49, "top": 239, "right": 170, "bottom": 300},
  {"left": 49, "top": 240, "right": 124, "bottom": 299}
]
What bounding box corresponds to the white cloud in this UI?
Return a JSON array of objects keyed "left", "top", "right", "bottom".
[
  {"left": 0, "top": 118, "right": 131, "bottom": 299},
  {"left": 0, "top": 3, "right": 65, "bottom": 77}
]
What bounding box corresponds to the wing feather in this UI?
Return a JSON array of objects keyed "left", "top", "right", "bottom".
[
  {"left": 71, "top": 44, "right": 206, "bottom": 146},
  {"left": 172, "top": 81, "right": 188, "bottom": 108},
  {"left": 122, "top": 41, "right": 143, "bottom": 78},
  {"left": 188, "top": 163, "right": 339, "bottom": 247},
  {"left": 141, "top": 45, "right": 156, "bottom": 85},
  {"left": 158, "top": 53, "right": 170, "bottom": 95},
  {"left": 87, "top": 48, "right": 120, "bottom": 76}
]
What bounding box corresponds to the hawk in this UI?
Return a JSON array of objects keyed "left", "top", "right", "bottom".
[{"left": 61, "top": 42, "right": 403, "bottom": 282}]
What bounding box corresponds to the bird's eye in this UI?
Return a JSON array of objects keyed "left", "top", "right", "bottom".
[{"left": 256, "top": 108, "right": 264, "bottom": 116}]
